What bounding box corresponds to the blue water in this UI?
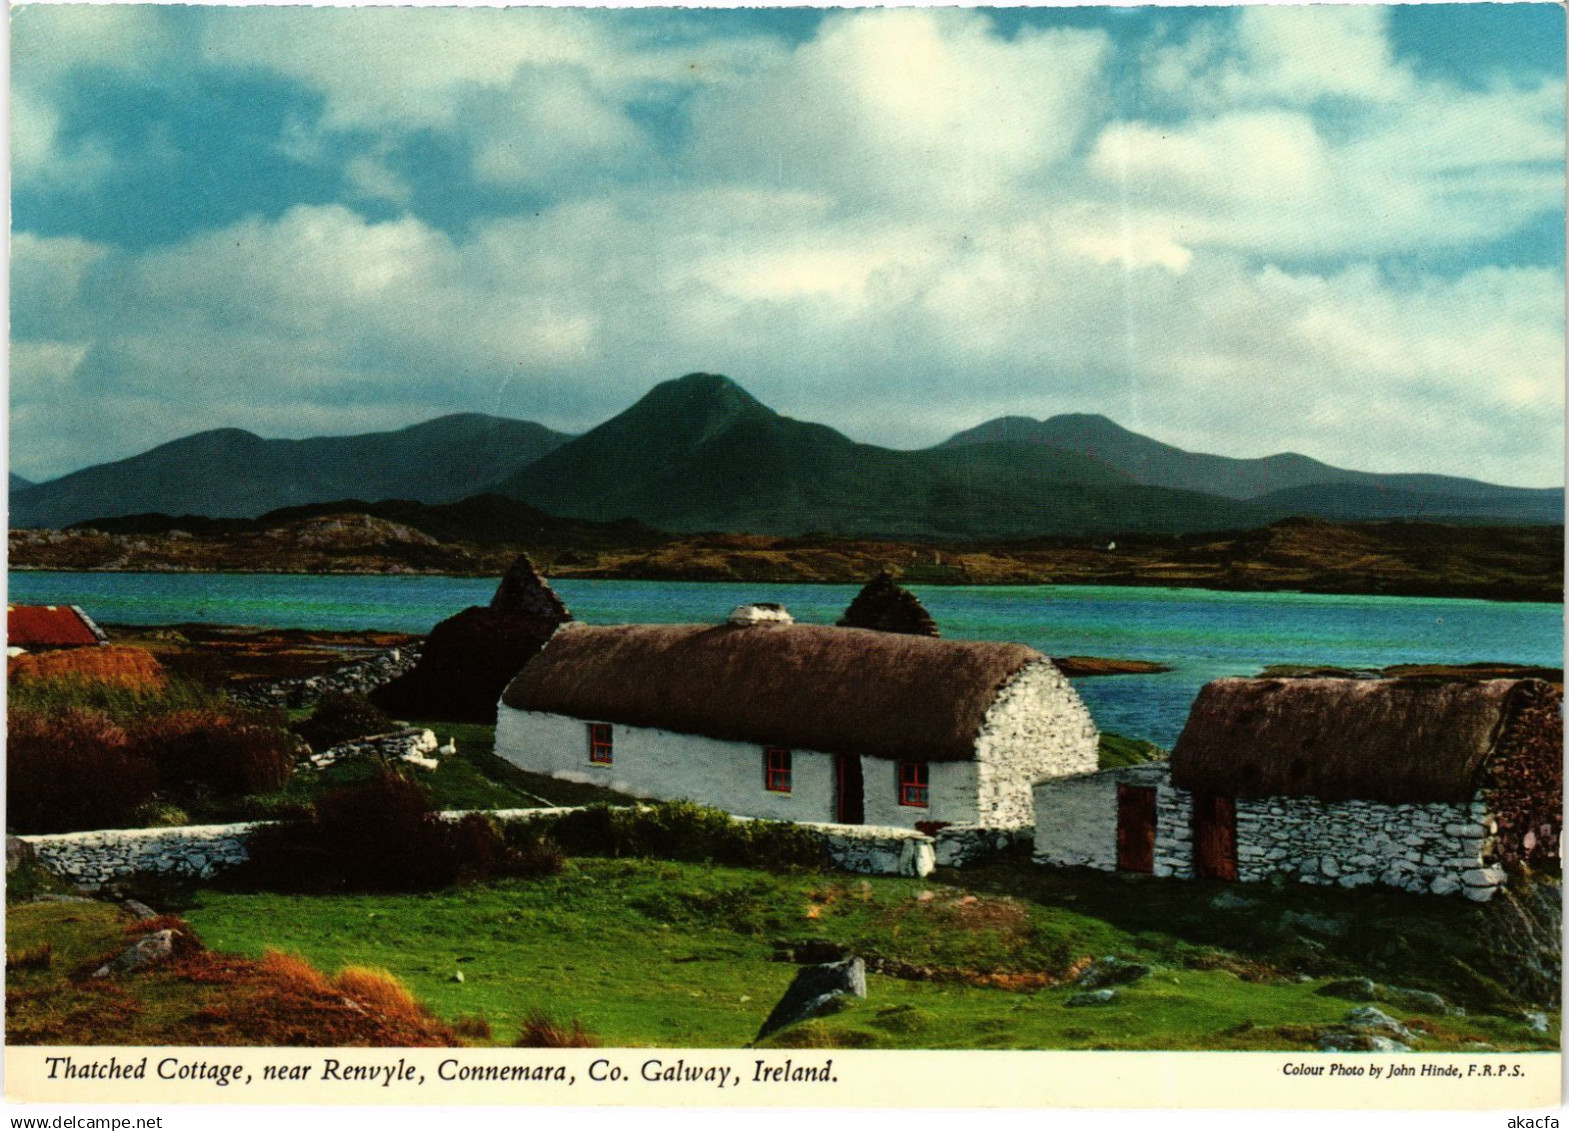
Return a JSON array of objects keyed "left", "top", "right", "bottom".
[{"left": 9, "top": 571, "right": 1562, "bottom": 747}]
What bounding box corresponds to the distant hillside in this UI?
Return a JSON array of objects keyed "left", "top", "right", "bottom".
[
  {"left": 73, "top": 494, "right": 669, "bottom": 551},
  {"left": 9, "top": 473, "right": 33, "bottom": 492},
  {"left": 1251, "top": 482, "right": 1565, "bottom": 525},
  {"left": 13, "top": 513, "right": 1559, "bottom": 602},
  {"left": 941, "top": 413, "right": 1563, "bottom": 523},
  {"left": 11, "top": 414, "right": 572, "bottom": 529},
  {"left": 495, "top": 373, "right": 1268, "bottom": 539}
]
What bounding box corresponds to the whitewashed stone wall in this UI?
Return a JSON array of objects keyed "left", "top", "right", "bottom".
[
  {"left": 1033, "top": 764, "right": 1504, "bottom": 900},
  {"left": 495, "top": 708, "right": 842, "bottom": 822},
  {"left": 973, "top": 661, "right": 1100, "bottom": 827},
  {"left": 21, "top": 823, "right": 260, "bottom": 888},
  {"left": 497, "top": 707, "right": 982, "bottom": 830},
  {"left": 1033, "top": 764, "right": 1175, "bottom": 871},
  {"left": 496, "top": 810, "right": 937, "bottom": 877},
  {"left": 798, "top": 823, "right": 936, "bottom": 877},
  {"left": 860, "top": 759, "right": 977, "bottom": 830}
]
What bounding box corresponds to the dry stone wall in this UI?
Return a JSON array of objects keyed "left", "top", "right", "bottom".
[
  {"left": 934, "top": 824, "right": 1030, "bottom": 867},
  {"left": 22, "top": 824, "right": 260, "bottom": 888},
  {"left": 1231, "top": 792, "right": 1503, "bottom": 901},
  {"left": 231, "top": 646, "right": 419, "bottom": 710}
]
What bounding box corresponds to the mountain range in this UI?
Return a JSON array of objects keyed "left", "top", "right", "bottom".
[
  {"left": 10, "top": 414, "right": 569, "bottom": 530},
  {"left": 11, "top": 373, "right": 1562, "bottom": 537}
]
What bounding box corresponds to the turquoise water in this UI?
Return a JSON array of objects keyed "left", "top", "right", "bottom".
[{"left": 9, "top": 571, "right": 1561, "bottom": 747}]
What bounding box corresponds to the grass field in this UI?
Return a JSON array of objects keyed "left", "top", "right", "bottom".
[{"left": 156, "top": 857, "right": 1555, "bottom": 1051}]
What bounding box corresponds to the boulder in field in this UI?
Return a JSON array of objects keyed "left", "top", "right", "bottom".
[
  {"left": 754, "top": 956, "right": 867, "bottom": 1044},
  {"left": 93, "top": 929, "right": 178, "bottom": 978}
]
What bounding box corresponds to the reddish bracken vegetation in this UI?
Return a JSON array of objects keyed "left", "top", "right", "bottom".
[
  {"left": 7, "top": 645, "right": 167, "bottom": 690},
  {"left": 8, "top": 913, "right": 462, "bottom": 1048},
  {"left": 513, "top": 1013, "right": 599, "bottom": 1048}
]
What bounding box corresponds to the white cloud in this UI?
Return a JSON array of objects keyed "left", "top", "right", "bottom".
[
  {"left": 8, "top": 6, "right": 1564, "bottom": 491},
  {"left": 1148, "top": 6, "right": 1414, "bottom": 110},
  {"left": 688, "top": 9, "right": 1110, "bottom": 212}
]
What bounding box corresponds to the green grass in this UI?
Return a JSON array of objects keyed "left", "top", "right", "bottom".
[
  {"left": 178, "top": 858, "right": 1558, "bottom": 1051},
  {"left": 1097, "top": 733, "right": 1166, "bottom": 770}
]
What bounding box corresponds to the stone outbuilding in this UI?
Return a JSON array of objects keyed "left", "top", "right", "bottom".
[
  {"left": 1033, "top": 677, "right": 1562, "bottom": 900},
  {"left": 495, "top": 605, "right": 1098, "bottom": 830}
]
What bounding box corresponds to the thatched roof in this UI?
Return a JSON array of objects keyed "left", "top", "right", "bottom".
[
  {"left": 1170, "top": 677, "right": 1553, "bottom": 803},
  {"left": 501, "top": 622, "right": 1047, "bottom": 761},
  {"left": 838, "top": 572, "right": 939, "bottom": 637}
]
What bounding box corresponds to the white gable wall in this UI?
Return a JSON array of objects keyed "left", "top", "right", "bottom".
[
  {"left": 494, "top": 706, "right": 985, "bottom": 827},
  {"left": 974, "top": 661, "right": 1100, "bottom": 827}
]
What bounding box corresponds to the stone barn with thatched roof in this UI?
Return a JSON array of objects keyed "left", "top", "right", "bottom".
[
  {"left": 495, "top": 605, "right": 1098, "bottom": 830},
  {"left": 1033, "top": 676, "right": 1562, "bottom": 901}
]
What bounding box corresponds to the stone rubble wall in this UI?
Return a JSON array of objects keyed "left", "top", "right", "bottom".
[
  {"left": 1153, "top": 778, "right": 1194, "bottom": 880},
  {"left": 933, "top": 824, "right": 1030, "bottom": 867},
  {"left": 306, "top": 727, "right": 439, "bottom": 770},
  {"left": 1033, "top": 763, "right": 1504, "bottom": 900},
  {"left": 21, "top": 823, "right": 262, "bottom": 889},
  {"left": 1233, "top": 792, "right": 1502, "bottom": 901},
  {"left": 230, "top": 646, "right": 420, "bottom": 710},
  {"left": 799, "top": 822, "right": 936, "bottom": 877},
  {"left": 19, "top": 809, "right": 939, "bottom": 885}
]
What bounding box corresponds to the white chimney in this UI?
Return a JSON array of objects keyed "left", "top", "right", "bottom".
[{"left": 727, "top": 603, "right": 794, "bottom": 626}]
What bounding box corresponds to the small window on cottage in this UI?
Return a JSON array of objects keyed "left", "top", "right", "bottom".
[
  {"left": 764, "top": 747, "right": 792, "bottom": 793},
  {"left": 587, "top": 723, "right": 613, "bottom": 764},
  {"left": 898, "top": 761, "right": 929, "bottom": 808}
]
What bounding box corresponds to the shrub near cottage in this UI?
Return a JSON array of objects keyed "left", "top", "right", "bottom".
[
  {"left": 135, "top": 708, "right": 297, "bottom": 798},
  {"left": 243, "top": 769, "right": 560, "bottom": 893},
  {"left": 6, "top": 675, "right": 298, "bottom": 833},
  {"left": 7, "top": 707, "right": 158, "bottom": 833},
  {"left": 291, "top": 691, "right": 395, "bottom": 752},
  {"left": 531, "top": 801, "right": 828, "bottom": 872}
]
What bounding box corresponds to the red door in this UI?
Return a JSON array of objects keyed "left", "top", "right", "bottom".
[
  {"left": 1192, "top": 793, "right": 1238, "bottom": 881},
  {"left": 1116, "top": 784, "right": 1157, "bottom": 873}
]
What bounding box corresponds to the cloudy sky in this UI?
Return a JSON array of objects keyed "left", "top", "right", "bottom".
[{"left": 10, "top": 3, "right": 1565, "bottom": 486}]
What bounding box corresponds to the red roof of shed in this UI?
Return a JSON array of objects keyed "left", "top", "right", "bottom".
[{"left": 7, "top": 605, "right": 107, "bottom": 648}]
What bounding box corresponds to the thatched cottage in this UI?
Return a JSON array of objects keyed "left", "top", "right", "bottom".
[
  {"left": 1033, "top": 677, "right": 1562, "bottom": 900},
  {"left": 495, "top": 606, "right": 1098, "bottom": 829}
]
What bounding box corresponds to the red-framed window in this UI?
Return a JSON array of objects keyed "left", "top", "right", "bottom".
[
  {"left": 898, "top": 761, "right": 929, "bottom": 808},
  {"left": 587, "top": 722, "right": 613, "bottom": 764},
  {"left": 764, "top": 747, "right": 792, "bottom": 793}
]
